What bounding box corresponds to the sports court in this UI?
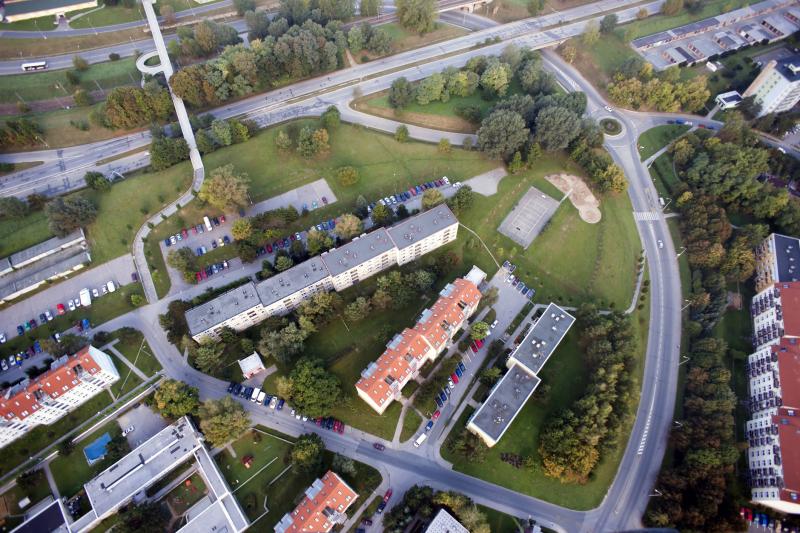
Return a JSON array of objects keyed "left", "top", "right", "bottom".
[{"left": 498, "top": 186, "right": 559, "bottom": 248}]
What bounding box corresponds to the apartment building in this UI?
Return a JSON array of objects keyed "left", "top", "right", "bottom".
[
  {"left": 751, "top": 282, "right": 800, "bottom": 351},
  {"left": 743, "top": 54, "right": 800, "bottom": 117},
  {"left": 755, "top": 233, "right": 800, "bottom": 292},
  {"left": 468, "top": 304, "right": 574, "bottom": 447},
  {"left": 187, "top": 206, "right": 461, "bottom": 342},
  {"left": 0, "top": 346, "right": 119, "bottom": 448},
  {"left": 274, "top": 471, "right": 357, "bottom": 533},
  {"left": 356, "top": 270, "right": 484, "bottom": 414},
  {"left": 321, "top": 229, "right": 396, "bottom": 291},
  {"left": 745, "top": 338, "right": 800, "bottom": 513}
]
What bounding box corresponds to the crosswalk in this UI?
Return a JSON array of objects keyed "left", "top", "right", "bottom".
[{"left": 633, "top": 211, "right": 661, "bottom": 221}]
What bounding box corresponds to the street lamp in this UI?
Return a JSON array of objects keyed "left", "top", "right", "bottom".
[
  {"left": 678, "top": 355, "right": 690, "bottom": 366},
  {"left": 676, "top": 246, "right": 686, "bottom": 257},
  {"left": 661, "top": 197, "right": 672, "bottom": 211},
  {"left": 681, "top": 299, "right": 690, "bottom": 311}
]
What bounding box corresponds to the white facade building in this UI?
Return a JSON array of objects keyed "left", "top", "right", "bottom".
[
  {"left": 743, "top": 54, "right": 800, "bottom": 117},
  {"left": 0, "top": 346, "right": 119, "bottom": 448}
]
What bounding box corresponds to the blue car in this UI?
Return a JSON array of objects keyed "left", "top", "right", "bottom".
[
  {"left": 33, "top": 340, "right": 42, "bottom": 353},
  {"left": 196, "top": 247, "right": 203, "bottom": 256},
  {"left": 17, "top": 325, "right": 24, "bottom": 336},
  {"left": 458, "top": 362, "right": 466, "bottom": 373},
  {"left": 517, "top": 282, "right": 526, "bottom": 292},
  {"left": 425, "top": 421, "right": 434, "bottom": 431},
  {"left": 439, "top": 390, "right": 448, "bottom": 403},
  {"left": 81, "top": 318, "right": 90, "bottom": 330},
  {"left": 164, "top": 238, "right": 172, "bottom": 247},
  {"left": 435, "top": 395, "right": 443, "bottom": 408},
  {"left": 455, "top": 366, "right": 463, "bottom": 378},
  {"left": 263, "top": 395, "right": 272, "bottom": 406},
  {"left": 277, "top": 398, "right": 285, "bottom": 410}
]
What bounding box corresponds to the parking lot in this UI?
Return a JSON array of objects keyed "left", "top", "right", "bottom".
[
  {"left": 116, "top": 403, "right": 168, "bottom": 448},
  {"left": 0, "top": 254, "right": 136, "bottom": 346},
  {"left": 498, "top": 186, "right": 559, "bottom": 249}
]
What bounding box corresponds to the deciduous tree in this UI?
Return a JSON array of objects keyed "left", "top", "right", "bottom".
[
  {"left": 199, "top": 164, "right": 250, "bottom": 210},
  {"left": 198, "top": 397, "right": 250, "bottom": 447}
]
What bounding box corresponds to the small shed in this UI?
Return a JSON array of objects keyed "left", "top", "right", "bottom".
[{"left": 238, "top": 352, "right": 266, "bottom": 379}]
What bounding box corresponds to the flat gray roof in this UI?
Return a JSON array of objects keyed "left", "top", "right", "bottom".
[
  {"left": 510, "top": 303, "right": 575, "bottom": 375},
  {"left": 6, "top": 229, "right": 85, "bottom": 268},
  {"left": 185, "top": 282, "right": 262, "bottom": 336},
  {"left": 320, "top": 228, "right": 394, "bottom": 276},
  {"left": 0, "top": 249, "right": 90, "bottom": 300},
  {"left": 469, "top": 364, "right": 540, "bottom": 443},
  {"left": 774, "top": 233, "right": 800, "bottom": 282},
  {"left": 84, "top": 418, "right": 203, "bottom": 519},
  {"left": 387, "top": 204, "right": 458, "bottom": 250},
  {"left": 3, "top": 0, "right": 94, "bottom": 16},
  {"left": 256, "top": 256, "right": 330, "bottom": 306}
]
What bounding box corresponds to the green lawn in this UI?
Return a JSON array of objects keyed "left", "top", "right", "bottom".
[
  {"left": 649, "top": 152, "right": 681, "bottom": 198},
  {"left": 1, "top": 14, "right": 58, "bottom": 31},
  {"left": 478, "top": 505, "right": 520, "bottom": 533},
  {"left": 0, "top": 392, "right": 113, "bottom": 477},
  {"left": 0, "top": 469, "right": 52, "bottom": 516},
  {"left": 165, "top": 472, "right": 208, "bottom": 515},
  {"left": 110, "top": 329, "right": 162, "bottom": 377},
  {"left": 0, "top": 58, "right": 139, "bottom": 104},
  {"left": 49, "top": 420, "right": 124, "bottom": 498},
  {"left": 0, "top": 284, "right": 145, "bottom": 360},
  {"left": 399, "top": 409, "right": 423, "bottom": 443},
  {"left": 357, "top": 22, "right": 469, "bottom": 62},
  {"left": 0, "top": 210, "right": 52, "bottom": 257},
  {"left": 69, "top": 5, "right": 144, "bottom": 28},
  {"left": 109, "top": 352, "right": 144, "bottom": 398},
  {"left": 219, "top": 428, "right": 381, "bottom": 525},
  {"left": 625, "top": 0, "right": 752, "bottom": 40},
  {"left": 638, "top": 125, "right": 690, "bottom": 161}
]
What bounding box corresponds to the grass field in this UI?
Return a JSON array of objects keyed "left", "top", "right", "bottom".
[
  {"left": 355, "top": 23, "right": 469, "bottom": 63},
  {"left": 0, "top": 105, "right": 137, "bottom": 150},
  {"left": 478, "top": 505, "right": 521, "bottom": 532},
  {"left": 49, "top": 420, "right": 124, "bottom": 498},
  {"left": 0, "top": 283, "right": 145, "bottom": 360},
  {"left": 649, "top": 152, "right": 681, "bottom": 198},
  {"left": 399, "top": 409, "right": 423, "bottom": 442},
  {"left": 0, "top": 469, "right": 51, "bottom": 523},
  {"left": 110, "top": 329, "right": 162, "bottom": 377},
  {"left": 109, "top": 352, "right": 144, "bottom": 397},
  {"left": 69, "top": 5, "right": 145, "bottom": 28},
  {"left": 0, "top": 58, "right": 139, "bottom": 104},
  {"left": 0, "top": 27, "right": 148, "bottom": 60},
  {"left": 165, "top": 472, "right": 208, "bottom": 515},
  {"left": 0, "top": 210, "right": 53, "bottom": 257},
  {"left": 638, "top": 125, "right": 690, "bottom": 161},
  {"left": 2, "top": 15, "right": 59, "bottom": 31}
]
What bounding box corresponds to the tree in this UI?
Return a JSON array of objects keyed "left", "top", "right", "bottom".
[
  {"left": 73, "top": 88, "right": 92, "bottom": 107},
  {"left": 422, "top": 188, "right": 445, "bottom": 210},
  {"left": 258, "top": 322, "right": 309, "bottom": 363},
  {"left": 84, "top": 171, "right": 110, "bottom": 191},
  {"left": 336, "top": 166, "right": 359, "bottom": 186},
  {"left": 291, "top": 433, "right": 325, "bottom": 472},
  {"left": 480, "top": 60, "right": 512, "bottom": 97},
  {"left": 334, "top": 213, "right": 363, "bottom": 240},
  {"left": 231, "top": 218, "right": 253, "bottom": 241},
  {"left": 233, "top": 0, "right": 256, "bottom": 15},
  {"left": 388, "top": 77, "right": 415, "bottom": 109},
  {"left": 332, "top": 453, "right": 357, "bottom": 475},
  {"left": 194, "top": 341, "right": 224, "bottom": 374},
  {"left": 167, "top": 247, "right": 197, "bottom": 282},
  {"left": 130, "top": 293, "right": 146, "bottom": 306},
  {"left": 636, "top": 6, "right": 648, "bottom": 18},
  {"left": 558, "top": 39, "right": 577, "bottom": 64},
  {"left": 534, "top": 106, "right": 581, "bottom": 151},
  {"left": 476, "top": 109, "right": 529, "bottom": 159},
  {"left": 527, "top": 0, "right": 544, "bottom": 15},
  {"left": 345, "top": 296, "right": 371, "bottom": 322},
  {"left": 198, "top": 397, "right": 250, "bottom": 447},
  {"left": 581, "top": 21, "right": 600, "bottom": 45},
  {"left": 447, "top": 185, "right": 474, "bottom": 214},
  {"left": 150, "top": 137, "right": 189, "bottom": 170},
  {"left": 448, "top": 428, "right": 487, "bottom": 463},
  {"left": 348, "top": 24, "right": 365, "bottom": 52},
  {"left": 161, "top": 4, "right": 177, "bottom": 24},
  {"left": 45, "top": 195, "right": 97, "bottom": 236},
  {"left": 73, "top": 55, "right": 89, "bottom": 71},
  {"left": 395, "top": 124, "right": 410, "bottom": 142},
  {"left": 0, "top": 197, "right": 29, "bottom": 219},
  {"left": 661, "top": 0, "right": 683, "bottom": 15},
  {"left": 199, "top": 164, "right": 250, "bottom": 210},
  {"left": 600, "top": 13, "right": 618, "bottom": 33},
  {"left": 212, "top": 119, "right": 233, "bottom": 146},
  {"left": 508, "top": 151, "right": 524, "bottom": 174},
  {"left": 286, "top": 358, "right": 341, "bottom": 417},
  {"left": 360, "top": 0, "right": 379, "bottom": 16},
  {"left": 306, "top": 229, "right": 334, "bottom": 256},
  {"left": 275, "top": 255, "right": 294, "bottom": 271},
  {"left": 479, "top": 366, "right": 502, "bottom": 386},
  {"left": 438, "top": 138, "right": 451, "bottom": 154},
  {"left": 320, "top": 106, "right": 341, "bottom": 130},
  {"left": 297, "top": 127, "right": 330, "bottom": 157},
  {"left": 396, "top": 0, "right": 436, "bottom": 34},
  {"left": 154, "top": 379, "right": 199, "bottom": 418},
  {"left": 371, "top": 203, "right": 393, "bottom": 226},
  {"left": 117, "top": 502, "right": 169, "bottom": 533},
  {"left": 275, "top": 130, "right": 293, "bottom": 152},
  {"left": 416, "top": 73, "right": 445, "bottom": 105},
  {"left": 470, "top": 321, "right": 489, "bottom": 341}
]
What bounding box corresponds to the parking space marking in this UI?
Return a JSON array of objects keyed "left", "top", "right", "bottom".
[{"left": 498, "top": 186, "right": 559, "bottom": 249}]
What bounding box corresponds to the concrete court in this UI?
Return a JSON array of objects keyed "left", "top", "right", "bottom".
[{"left": 497, "top": 186, "right": 559, "bottom": 249}]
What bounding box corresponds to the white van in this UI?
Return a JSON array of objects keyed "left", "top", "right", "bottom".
[
  {"left": 204, "top": 216, "right": 213, "bottom": 232},
  {"left": 257, "top": 391, "right": 266, "bottom": 404},
  {"left": 413, "top": 434, "right": 428, "bottom": 448},
  {"left": 251, "top": 387, "right": 261, "bottom": 402},
  {"left": 79, "top": 288, "right": 92, "bottom": 307},
  {"left": 106, "top": 281, "right": 116, "bottom": 293}
]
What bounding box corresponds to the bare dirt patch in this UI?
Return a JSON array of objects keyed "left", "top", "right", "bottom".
[
  {"left": 351, "top": 98, "right": 476, "bottom": 133},
  {"left": 545, "top": 173, "right": 602, "bottom": 224}
]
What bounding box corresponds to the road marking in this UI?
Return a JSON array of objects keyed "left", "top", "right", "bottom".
[{"left": 633, "top": 211, "right": 660, "bottom": 221}]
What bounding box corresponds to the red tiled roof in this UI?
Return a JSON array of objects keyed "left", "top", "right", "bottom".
[
  {"left": 772, "top": 414, "right": 800, "bottom": 505},
  {"left": 775, "top": 339, "right": 800, "bottom": 411},
  {"left": 777, "top": 282, "right": 800, "bottom": 338},
  {"left": 284, "top": 471, "right": 357, "bottom": 532},
  {"left": 356, "top": 329, "right": 431, "bottom": 406},
  {"left": 413, "top": 279, "right": 481, "bottom": 350},
  {"left": 0, "top": 346, "right": 101, "bottom": 422}
]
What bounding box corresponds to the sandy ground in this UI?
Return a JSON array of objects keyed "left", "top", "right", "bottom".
[{"left": 545, "top": 173, "right": 601, "bottom": 224}]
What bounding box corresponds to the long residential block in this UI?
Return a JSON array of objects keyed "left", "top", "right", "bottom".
[
  {"left": 356, "top": 268, "right": 484, "bottom": 414},
  {"left": 274, "top": 470, "right": 357, "bottom": 533},
  {"left": 186, "top": 206, "right": 460, "bottom": 343},
  {"left": 0, "top": 346, "right": 119, "bottom": 449},
  {"left": 468, "top": 303, "right": 574, "bottom": 447},
  {"left": 755, "top": 233, "right": 800, "bottom": 292}
]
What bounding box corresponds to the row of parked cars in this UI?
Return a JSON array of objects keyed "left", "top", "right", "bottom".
[
  {"left": 195, "top": 235, "right": 231, "bottom": 255},
  {"left": 2, "top": 318, "right": 88, "bottom": 373},
  {"left": 226, "top": 381, "right": 346, "bottom": 433},
  {"left": 431, "top": 360, "right": 467, "bottom": 410},
  {"left": 301, "top": 196, "right": 329, "bottom": 211},
  {"left": 195, "top": 260, "right": 230, "bottom": 282},
  {"left": 164, "top": 215, "right": 226, "bottom": 248},
  {"left": 503, "top": 260, "right": 535, "bottom": 300},
  {"left": 366, "top": 177, "right": 454, "bottom": 214},
  {"left": 741, "top": 507, "right": 795, "bottom": 531}
]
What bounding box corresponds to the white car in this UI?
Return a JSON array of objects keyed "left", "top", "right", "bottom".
[
  {"left": 0, "top": 333, "right": 5, "bottom": 344},
  {"left": 604, "top": 105, "right": 613, "bottom": 112},
  {"left": 1, "top": 359, "right": 7, "bottom": 371},
  {"left": 442, "top": 176, "right": 450, "bottom": 184},
  {"left": 657, "top": 240, "right": 664, "bottom": 249},
  {"left": 68, "top": 300, "right": 76, "bottom": 312},
  {"left": 170, "top": 235, "right": 177, "bottom": 245},
  {"left": 122, "top": 425, "right": 135, "bottom": 437},
  {"left": 92, "top": 288, "right": 100, "bottom": 298},
  {"left": 490, "top": 319, "right": 499, "bottom": 329},
  {"left": 44, "top": 310, "right": 53, "bottom": 322},
  {"left": 302, "top": 415, "right": 308, "bottom": 422},
  {"left": 74, "top": 298, "right": 81, "bottom": 308}
]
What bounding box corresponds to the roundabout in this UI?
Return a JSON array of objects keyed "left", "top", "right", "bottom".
[{"left": 600, "top": 117, "right": 623, "bottom": 137}]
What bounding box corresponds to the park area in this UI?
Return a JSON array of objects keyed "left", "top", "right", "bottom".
[
  {"left": 216, "top": 428, "right": 381, "bottom": 527},
  {"left": 354, "top": 23, "right": 469, "bottom": 63},
  {"left": 637, "top": 124, "right": 690, "bottom": 161}
]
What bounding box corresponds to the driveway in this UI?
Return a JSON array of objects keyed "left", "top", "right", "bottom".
[
  {"left": 249, "top": 179, "right": 336, "bottom": 215},
  {"left": 116, "top": 404, "right": 168, "bottom": 448},
  {"left": 0, "top": 255, "right": 136, "bottom": 345}
]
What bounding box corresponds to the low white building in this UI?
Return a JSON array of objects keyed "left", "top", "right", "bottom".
[{"left": 0, "top": 346, "right": 119, "bottom": 449}]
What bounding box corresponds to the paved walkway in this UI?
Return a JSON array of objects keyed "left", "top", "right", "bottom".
[
  {"left": 105, "top": 342, "right": 149, "bottom": 381},
  {"left": 463, "top": 167, "right": 507, "bottom": 195},
  {"left": 42, "top": 462, "right": 60, "bottom": 499}
]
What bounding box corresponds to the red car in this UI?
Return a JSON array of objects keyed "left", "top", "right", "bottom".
[
  {"left": 475, "top": 338, "right": 485, "bottom": 349},
  {"left": 196, "top": 272, "right": 202, "bottom": 282},
  {"left": 192, "top": 226, "right": 198, "bottom": 234},
  {"left": 316, "top": 417, "right": 323, "bottom": 426},
  {"left": 266, "top": 244, "right": 273, "bottom": 253},
  {"left": 220, "top": 215, "right": 226, "bottom": 223},
  {"left": 56, "top": 303, "right": 66, "bottom": 315},
  {"left": 181, "top": 228, "right": 188, "bottom": 239},
  {"left": 451, "top": 373, "right": 459, "bottom": 384},
  {"left": 432, "top": 410, "right": 441, "bottom": 420},
  {"left": 470, "top": 342, "right": 478, "bottom": 353},
  {"left": 290, "top": 233, "right": 296, "bottom": 241},
  {"left": 337, "top": 421, "right": 345, "bottom": 434},
  {"left": 383, "top": 489, "right": 393, "bottom": 503}
]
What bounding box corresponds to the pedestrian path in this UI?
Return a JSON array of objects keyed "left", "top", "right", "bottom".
[
  {"left": 104, "top": 342, "right": 149, "bottom": 381},
  {"left": 42, "top": 462, "right": 60, "bottom": 499},
  {"left": 633, "top": 211, "right": 661, "bottom": 221}
]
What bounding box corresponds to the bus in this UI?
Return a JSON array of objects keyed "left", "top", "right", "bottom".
[{"left": 21, "top": 61, "right": 47, "bottom": 72}]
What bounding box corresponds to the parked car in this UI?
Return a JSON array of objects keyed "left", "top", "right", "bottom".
[
  {"left": 45, "top": 310, "right": 53, "bottom": 322},
  {"left": 458, "top": 361, "right": 465, "bottom": 373},
  {"left": 227, "top": 381, "right": 237, "bottom": 393},
  {"left": 0, "top": 333, "right": 5, "bottom": 344},
  {"left": 373, "top": 442, "right": 385, "bottom": 451},
  {"left": 164, "top": 238, "right": 172, "bottom": 247},
  {"left": 211, "top": 240, "right": 217, "bottom": 249},
  {"left": 17, "top": 325, "right": 24, "bottom": 336},
  {"left": 432, "top": 410, "right": 441, "bottom": 420},
  {"left": 122, "top": 425, "right": 135, "bottom": 436},
  {"left": 57, "top": 303, "right": 66, "bottom": 315},
  {"left": 223, "top": 235, "right": 231, "bottom": 245},
  {"left": 29, "top": 319, "right": 37, "bottom": 328},
  {"left": 1, "top": 360, "right": 8, "bottom": 371},
  {"left": 438, "top": 390, "right": 448, "bottom": 403},
  {"left": 447, "top": 378, "right": 455, "bottom": 389},
  {"left": 33, "top": 340, "right": 42, "bottom": 353},
  {"left": 425, "top": 421, "right": 434, "bottom": 432},
  {"left": 269, "top": 397, "right": 278, "bottom": 409},
  {"left": 435, "top": 395, "right": 444, "bottom": 408},
  {"left": 322, "top": 196, "right": 328, "bottom": 205}
]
